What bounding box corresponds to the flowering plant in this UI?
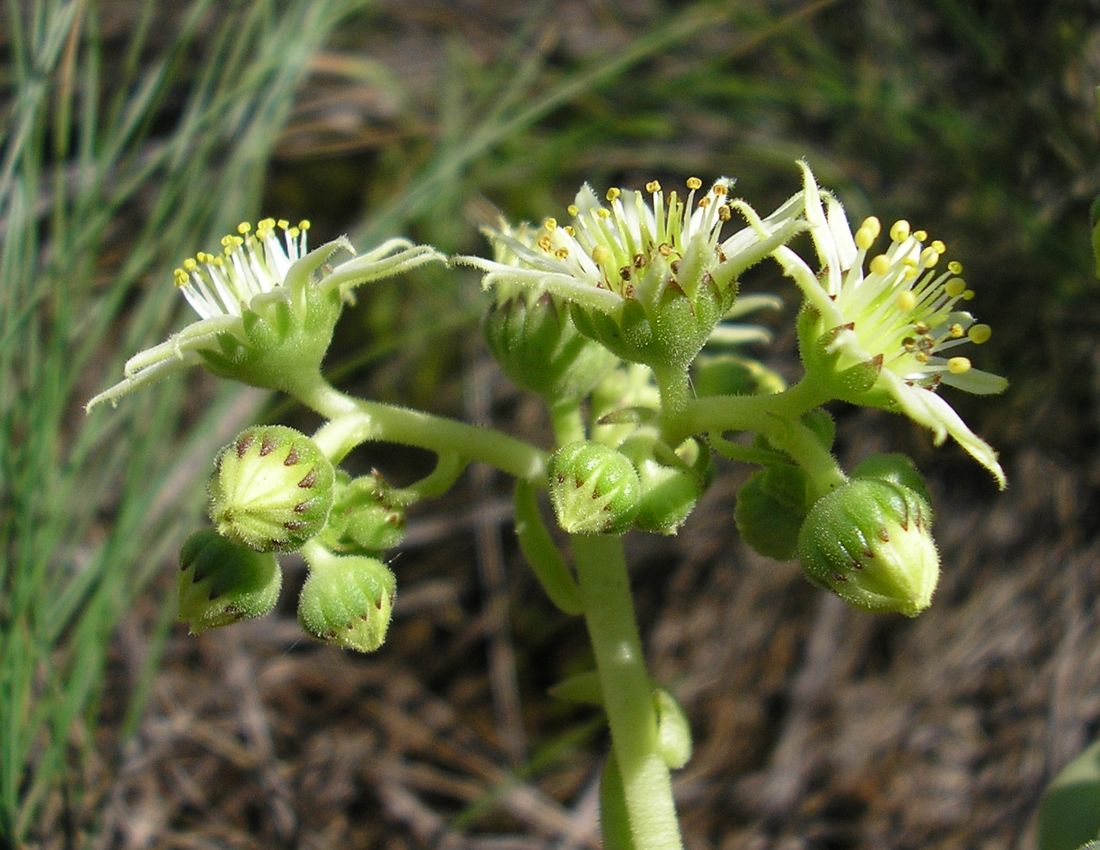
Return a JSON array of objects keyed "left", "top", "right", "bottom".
[{"left": 89, "top": 162, "right": 1006, "bottom": 850}]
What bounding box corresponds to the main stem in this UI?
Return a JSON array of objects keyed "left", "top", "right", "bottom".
[{"left": 572, "top": 534, "right": 683, "bottom": 850}]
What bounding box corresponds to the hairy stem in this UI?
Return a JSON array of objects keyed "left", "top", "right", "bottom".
[{"left": 572, "top": 534, "right": 683, "bottom": 850}]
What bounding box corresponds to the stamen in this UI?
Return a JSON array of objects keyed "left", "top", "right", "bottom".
[
  {"left": 967, "top": 324, "right": 992, "bottom": 344},
  {"left": 947, "top": 357, "right": 971, "bottom": 374}
]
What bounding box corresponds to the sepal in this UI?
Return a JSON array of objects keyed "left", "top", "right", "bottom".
[
  {"left": 797, "top": 478, "right": 939, "bottom": 616},
  {"left": 298, "top": 552, "right": 396, "bottom": 653},
  {"left": 178, "top": 528, "right": 281, "bottom": 633},
  {"left": 547, "top": 441, "right": 641, "bottom": 535},
  {"left": 208, "top": 425, "right": 335, "bottom": 552}
]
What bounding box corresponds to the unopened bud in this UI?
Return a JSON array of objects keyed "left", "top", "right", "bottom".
[
  {"left": 619, "top": 436, "right": 703, "bottom": 535},
  {"left": 547, "top": 441, "right": 641, "bottom": 535},
  {"left": 798, "top": 479, "right": 939, "bottom": 616},
  {"left": 298, "top": 554, "right": 396, "bottom": 652},
  {"left": 209, "top": 425, "right": 335, "bottom": 552},
  {"left": 734, "top": 465, "right": 811, "bottom": 561},
  {"left": 178, "top": 528, "right": 281, "bottom": 633},
  {"left": 320, "top": 470, "right": 406, "bottom": 554}
]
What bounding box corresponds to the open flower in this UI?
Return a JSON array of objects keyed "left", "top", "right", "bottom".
[
  {"left": 459, "top": 178, "right": 805, "bottom": 371},
  {"left": 775, "top": 163, "right": 1007, "bottom": 487},
  {"left": 87, "top": 219, "right": 443, "bottom": 410}
]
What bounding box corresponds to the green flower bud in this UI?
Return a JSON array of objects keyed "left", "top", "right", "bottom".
[
  {"left": 851, "top": 452, "right": 932, "bottom": 509},
  {"left": 209, "top": 425, "right": 335, "bottom": 553},
  {"left": 298, "top": 554, "right": 396, "bottom": 653},
  {"left": 798, "top": 479, "right": 939, "bottom": 617},
  {"left": 178, "top": 528, "right": 281, "bottom": 633},
  {"left": 547, "top": 441, "right": 641, "bottom": 535},
  {"left": 619, "top": 435, "right": 704, "bottom": 535},
  {"left": 483, "top": 291, "right": 618, "bottom": 402},
  {"left": 319, "top": 470, "right": 406, "bottom": 554},
  {"left": 734, "top": 465, "right": 811, "bottom": 561}
]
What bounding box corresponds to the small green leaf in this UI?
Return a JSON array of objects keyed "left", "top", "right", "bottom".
[{"left": 1038, "top": 740, "right": 1100, "bottom": 850}]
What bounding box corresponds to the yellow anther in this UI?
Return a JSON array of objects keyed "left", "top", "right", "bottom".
[
  {"left": 855, "top": 226, "right": 876, "bottom": 250},
  {"left": 944, "top": 278, "right": 966, "bottom": 297},
  {"left": 554, "top": 247, "right": 569, "bottom": 259},
  {"left": 931, "top": 239, "right": 946, "bottom": 254},
  {"left": 861, "top": 216, "right": 882, "bottom": 238},
  {"left": 564, "top": 225, "right": 576, "bottom": 236},
  {"left": 914, "top": 322, "right": 930, "bottom": 335},
  {"left": 913, "top": 229, "right": 927, "bottom": 243},
  {"left": 967, "top": 323, "right": 992, "bottom": 344},
  {"left": 592, "top": 245, "right": 609, "bottom": 265},
  {"left": 220, "top": 235, "right": 233, "bottom": 247},
  {"left": 686, "top": 177, "right": 702, "bottom": 190},
  {"left": 645, "top": 180, "right": 661, "bottom": 193},
  {"left": 298, "top": 219, "right": 311, "bottom": 231},
  {"left": 606, "top": 187, "right": 621, "bottom": 202},
  {"left": 173, "top": 269, "right": 187, "bottom": 286},
  {"left": 183, "top": 258, "right": 198, "bottom": 271},
  {"left": 947, "top": 260, "right": 963, "bottom": 275},
  {"left": 889, "top": 220, "right": 911, "bottom": 242},
  {"left": 718, "top": 204, "right": 732, "bottom": 221},
  {"left": 949, "top": 323, "right": 965, "bottom": 338},
  {"left": 237, "top": 221, "right": 252, "bottom": 235},
  {"left": 963, "top": 289, "right": 975, "bottom": 300},
  {"left": 919, "top": 247, "right": 940, "bottom": 268},
  {"left": 896, "top": 290, "right": 917, "bottom": 312},
  {"left": 596, "top": 208, "right": 611, "bottom": 219},
  {"left": 869, "top": 254, "right": 891, "bottom": 276},
  {"left": 658, "top": 243, "right": 673, "bottom": 256},
  {"left": 947, "top": 357, "right": 971, "bottom": 374},
  {"left": 915, "top": 351, "right": 929, "bottom": 364},
  {"left": 287, "top": 227, "right": 299, "bottom": 238},
  {"left": 213, "top": 256, "right": 224, "bottom": 266},
  {"left": 276, "top": 218, "right": 289, "bottom": 229},
  {"left": 698, "top": 196, "right": 711, "bottom": 208},
  {"left": 544, "top": 217, "right": 557, "bottom": 231},
  {"left": 567, "top": 204, "right": 579, "bottom": 217},
  {"left": 903, "top": 265, "right": 919, "bottom": 281},
  {"left": 711, "top": 182, "right": 728, "bottom": 195},
  {"left": 537, "top": 235, "right": 553, "bottom": 252},
  {"left": 258, "top": 217, "right": 275, "bottom": 230}
]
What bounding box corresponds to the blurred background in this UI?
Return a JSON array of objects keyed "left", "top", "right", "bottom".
[{"left": 2, "top": 1, "right": 1098, "bottom": 847}]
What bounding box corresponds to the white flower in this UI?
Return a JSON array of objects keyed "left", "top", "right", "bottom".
[
  {"left": 775, "top": 163, "right": 1007, "bottom": 487},
  {"left": 461, "top": 178, "right": 804, "bottom": 317},
  {"left": 87, "top": 218, "right": 443, "bottom": 410}
]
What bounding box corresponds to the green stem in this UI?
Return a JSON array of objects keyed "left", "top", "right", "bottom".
[
  {"left": 668, "top": 377, "right": 830, "bottom": 444},
  {"left": 653, "top": 365, "right": 693, "bottom": 445},
  {"left": 550, "top": 398, "right": 586, "bottom": 445},
  {"left": 300, "top": 379, "right": 548, "bottom": 483},
  {"left": 572, "top": 534, "right": 683, "bottom": 850}
]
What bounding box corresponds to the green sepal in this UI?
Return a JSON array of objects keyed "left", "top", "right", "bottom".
[
  {"left": 208, "top": 425, "right": 335, "bottom": 553},
  {"left": 199, "top": 284, "right": 342, "bottom": 396},
  {"left": 797, "top": 305, "right": 882, "bottom": 399},
  {"left": 178, "top": 528, "right": 281, "bottom": 634},
  {"left": 1038, "top": 740, "right": 1100, "bottom": 850},
  {"left": 298, "top": 553, "right": 396, "bottom": 653},
  {"left": 570, "top": 275, "right": 734, "bottom": 372},
  {"left": 797, "top": 478, "right": 939, "bottom": 617},
  {"left": 547, "top": 441, "right": 641, "bottom": 535}
]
